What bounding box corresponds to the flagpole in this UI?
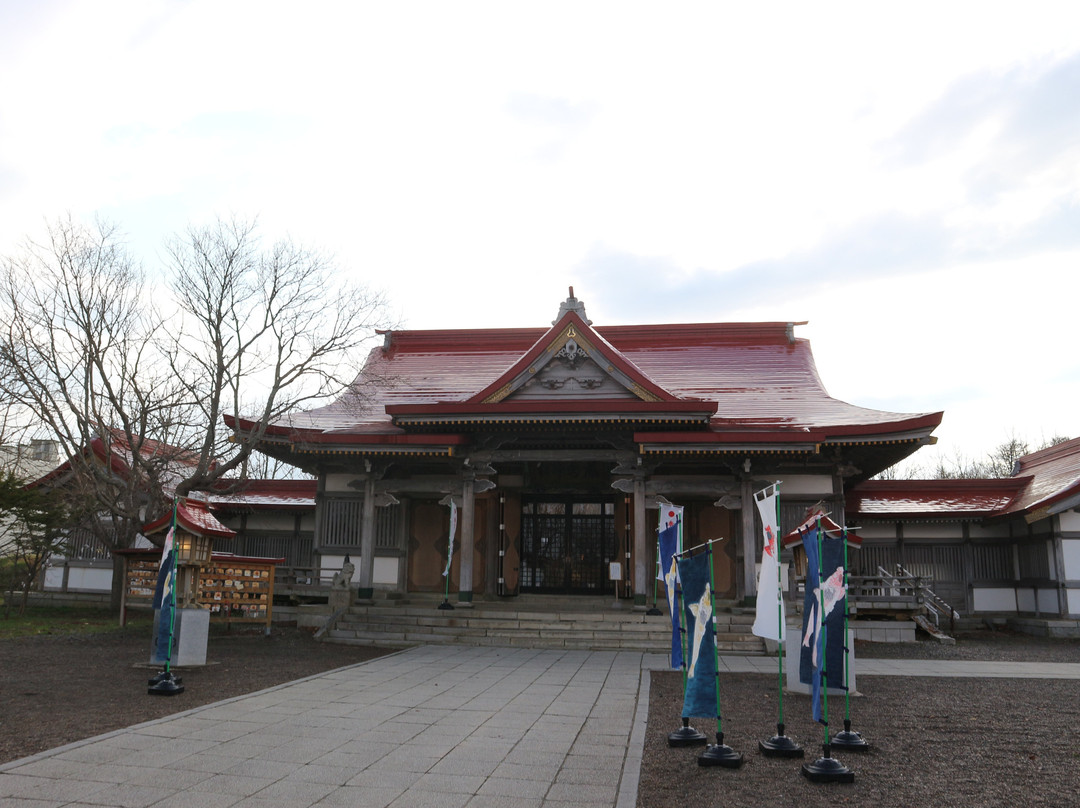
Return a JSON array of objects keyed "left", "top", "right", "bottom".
[
  {"left": 758, "top": 484, "right": 803, "bottom": 757},
  {"left": 698, "top": 539, "right": 743, "bottom": 767},
  {"left": 832, "top": 527, "right": 869, "bottom": 751},
  {"left": 667, "top": 517, "right": 707, "bottom": 747},
  {"left": 148, "top": 499, "right": 184, "bottom": 696},
  {"left": 439, "top": 499, "right": 456, "bottom": 610},
  {"left": 802, "top": 517, "right": 853, "bottom": 782}
]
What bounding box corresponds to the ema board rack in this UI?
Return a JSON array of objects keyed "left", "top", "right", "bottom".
[{"left": 120, "top": 550, "right": 284, "bottom": 631}]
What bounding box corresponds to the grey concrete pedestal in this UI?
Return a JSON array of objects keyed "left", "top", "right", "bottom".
[{"left": 151, "top": 608, "right": 210, "bottom": 667}]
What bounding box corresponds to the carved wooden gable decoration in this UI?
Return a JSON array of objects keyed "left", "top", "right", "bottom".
[
  {"left": 479, "top": 319, "right": 663, "bottom": 404},
  {"left": 468, "top": 293, "right": 681, "bottom": 407}
]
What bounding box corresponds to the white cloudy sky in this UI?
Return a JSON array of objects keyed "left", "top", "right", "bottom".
[{"left": 2, "top": 1, "right": 1078, "bottom": 472}]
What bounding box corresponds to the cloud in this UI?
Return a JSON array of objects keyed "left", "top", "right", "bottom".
[{"left": 885, "top": 53, "right": 1080, "bottom": 190}]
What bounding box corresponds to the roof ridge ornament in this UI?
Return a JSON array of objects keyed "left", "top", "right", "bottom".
[{"left": 554, "top": 286, "right": 592, "bottom": 325}]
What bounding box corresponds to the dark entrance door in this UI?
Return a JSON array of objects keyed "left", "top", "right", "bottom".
[{"left": 519, "top": 498, "right": 616, "bottom": 594}]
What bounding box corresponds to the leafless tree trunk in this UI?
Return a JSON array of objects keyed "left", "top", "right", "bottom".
[
  {"left": 1, "top": 215, "right": 390, "bottom": 610},
  {"left": 163, "top": 217, "right": 390, "bottom": 495},
  {"left": 0, "top": 217, "right": 189, "bottom": 607}
]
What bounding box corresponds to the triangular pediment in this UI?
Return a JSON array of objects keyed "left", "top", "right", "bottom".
[{"left": 468, "top": 307, "right": 680, "bottom": 405}]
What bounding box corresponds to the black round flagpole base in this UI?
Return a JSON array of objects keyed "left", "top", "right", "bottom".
[
  {"left": 698, "top": 732, "right": 744, "bottom": 768},
  {"left": 831, "top": 730, "right": 869, "bottom": 750},
  {"left": 147, "top": 672, "right": 185, "bottom": 696},
  {"left": 832, "top": 720, "right": 869, "bottom": 751},
  {"left": 646, "top": 606, "right": 663, "bottom": 616},
  {"left": 802, "top": 746, "right": 854, "bottom": 783},
  {"left": 667, "top": 718, "right": 708, "bottom": 747},
  {"left": 759, "top": 722, "right": 804, "bottom": 758},
  {"left": 437, "top": 600, "right": 455, "bottom": 610},
  {"left": 147, "top": 669, "right": 183, "bottom": 687}
]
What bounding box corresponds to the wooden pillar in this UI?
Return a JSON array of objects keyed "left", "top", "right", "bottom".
[
  {"left": 458, "top": 472, "right": 476, "bottom": 604},
  {"left": 634, "top": 472, "right": 647, "bottom": 608},
  {"left": 357, "top": 474, "right": 376, "bottom": 600},
  {"left": 740, "top": 479, "right": 756, "bottom": 604}
]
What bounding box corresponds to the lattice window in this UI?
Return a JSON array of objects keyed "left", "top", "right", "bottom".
[
  {"left": 1017, "top": 541, "right": 1051, "bottom": 579},
  {"left": 973, "top": 543, "right": 1013, "bottom": 581},
  {"left": 320, "top": 497, "right": 401, "bottom": 550},
  {"left": 234, "top": 533, "right": 314, "bottom": 568}
]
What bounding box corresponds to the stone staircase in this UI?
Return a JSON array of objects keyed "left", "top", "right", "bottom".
[{"left": 319, "top": 594, "right": 766, "bottom": 654}]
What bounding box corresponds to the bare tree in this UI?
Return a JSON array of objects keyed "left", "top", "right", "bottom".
[
  {"left": 162, "top": 217, "right": 390, "bottom": 495},
  {"left": 874, "top": 431, "right": 1075, "bottom": 481},
  {"left": 0, "top": 215, "right": 390, "bottom": 609},
  {"left": 0, "top": 216, "right": 188, "bottom": 606}
]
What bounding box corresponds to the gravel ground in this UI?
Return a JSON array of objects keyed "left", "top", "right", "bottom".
[
  {"left": 638, "top": 629, "right": 1080, "bottom": 808},
  {"left": 0, "top": 625, "right": 391, "bottom": 765}
]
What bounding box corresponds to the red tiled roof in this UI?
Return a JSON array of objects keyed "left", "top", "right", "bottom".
[
  {"left": 143, "top": 497, "right": 236, "bottom": 539},
  {"left": 846, "top": 438, "right": 1080, "bottom": 523},
  {"left": 780, "top": 506, "right": 862, "bottom": 547},
  {"left": 846, "top": 478, "right": 1027, "bottom": 520},
  {"left": 240, "top": 317, "right": 941, "bottom": 447},
  {"left": 1004, "top": 437, "right": 1080, "bottom": 519},
  {"left": 209, "top": 479, "right": 317, "bottom": 510}
]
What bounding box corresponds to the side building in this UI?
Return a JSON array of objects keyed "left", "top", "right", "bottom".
[{"left": 847, "top": 437, "right": 1080, "bottom": 630}]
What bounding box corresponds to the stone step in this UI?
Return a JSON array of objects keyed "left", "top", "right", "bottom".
[{"left": 320, "top": 599, "right": 767, "bottom": 654}]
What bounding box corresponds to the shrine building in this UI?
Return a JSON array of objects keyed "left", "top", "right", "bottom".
[{"left": 226, "top": 291, "right": 943, "bottom": 608}]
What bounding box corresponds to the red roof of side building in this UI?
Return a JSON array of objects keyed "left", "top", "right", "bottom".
[
  {"left": 208, "top": 479, "right": 317, "bottom": 511},
  {"left": 1002, "top": 437, "right": 1080, "bottom": 521},
  {"left": 235, "top": 312, "right": 942, "bottom": 449},
  {"left": 846, "top": 438, "right": 1080, "bottom": 524},
  {"left": 846, "top": 478, "right": 1028, "bottom": 520}
]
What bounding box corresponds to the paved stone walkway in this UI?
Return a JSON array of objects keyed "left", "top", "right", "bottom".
[{"left": 3, "top": 645, "right": 1079, "bottom": 808}]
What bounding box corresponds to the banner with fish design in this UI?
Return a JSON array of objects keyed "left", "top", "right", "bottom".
[
  {"left": 799, "top": 525, "right": 848, "bottom": 723},
  {"left": 677, "top": 550, "right": 718, "bottom": 719},
  {"left": 658, "top": 521, "right": 683, "bottom": 669}
]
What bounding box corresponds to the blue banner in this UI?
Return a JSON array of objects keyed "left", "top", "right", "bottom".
[
  {"left": 799, "top": 526, "right": 848, "bottom": 723},
  {"left": 677, "top": 551, "right": 717, "bottom": 719},
  {"left": 153, "top": 550, "right": 176, "bottom": 663},
  {"left": 658, "top": 522, "right": 682, "bottom": 669}
]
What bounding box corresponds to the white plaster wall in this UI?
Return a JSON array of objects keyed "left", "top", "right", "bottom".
[
  {"left": 373, "top": 557, "right": 398, "bottom": 586},
  {"left": 321, "top": 554, "right": 359, "bottom": 581},
  {"left": 855, "top": 524, "right": 896, "bottom": 540},
  {"left": 1037, "top": 587, "right": 1059, "bottom": 614},
  {"left": 68, "top": 567, "right": 113, "bottom": 592},
  {"left": 1062, "top": 539, "right": 1080, "bottom": 579},
  {"left": 969, "top": 523, "right": 1013, "bottom": 540},
  {"left": 323, "top": 474, "right": 357, "bottom": 494},
  {"left": 1068, "top": 589, "right": 1080, "bottom": 616},
  {"left": 243, "top": 513, "right": 298, "bottom": 531},
  {"left": 321, "top": 553, "right": 398, "bottom": 587},
  {"left": 43, "top": 566, "right": 65, "bottom": 590},
  {"left": 1059, "top": 511, "right": 1080, "bottom": 532},
  {"left": 973, "top": 587, "right": 1017, "bottom": 613},
  {"left": 1017, "top": 588, "right": 1036, "bottom": 612},
  {"left": 902, "top": 523, "right": 964, "bottom": 539},
  {"left": 776, "top": 475, "right": 834, "bottom": 496}
]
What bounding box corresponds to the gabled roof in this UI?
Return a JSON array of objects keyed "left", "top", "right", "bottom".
[
  {"left": 25, "top": 429, "right": 202, "bottom": 493},
  {"left": 233, "top": 292, "right": 942, "bottom": 461},
  {"left": 1004, "top": 437, "right": 1080, "bottom": 521},
  {"left": 143, "top": 497, "right": 236, "bottom": 540}
]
